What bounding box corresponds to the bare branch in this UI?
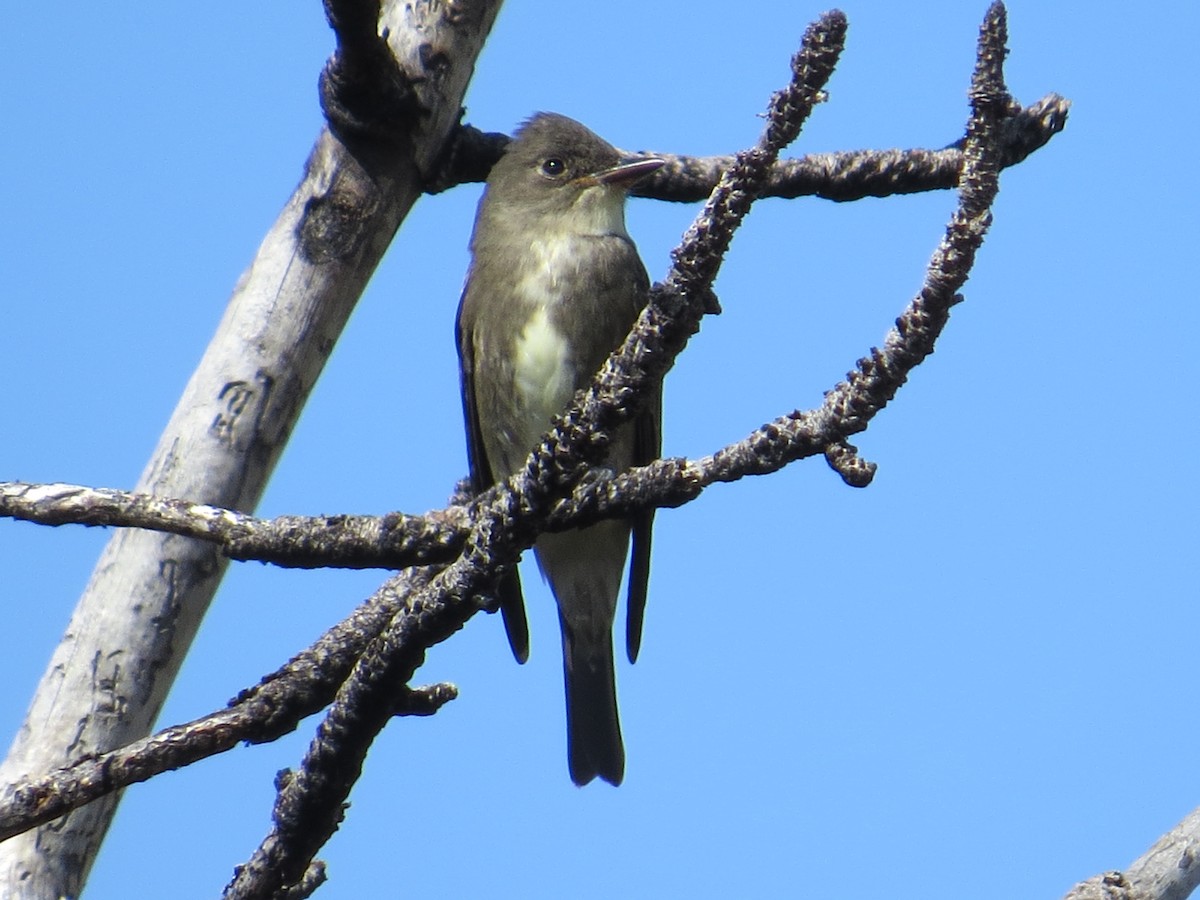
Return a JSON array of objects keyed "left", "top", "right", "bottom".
[
  {"left": 641, "top": 91, "right": 1067, "bottom": 203},
  {"left": 0, "top": 481, "right": 466, "bottom": 569},
  {"left": 426, "top": 92, "right": 1069, "bottom": 201},
  {"left": 1062, "top": 805, "right": 1200, "bottom": 900},
  {"left": 222, "top": 574, "right": 472, "bottom": 898},
  {"left": 561, "top": 2, "right": 1013, "bottom": 513},
  {"left": 0, "top": 566, "right": 448, "bottom": 842}
]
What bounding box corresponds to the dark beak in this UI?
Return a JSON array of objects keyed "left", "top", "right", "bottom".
[{"left": 584, "top": 157, "right": 665, "bottom": 188}]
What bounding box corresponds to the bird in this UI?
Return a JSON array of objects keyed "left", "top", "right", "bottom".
[{"left": 456, "top": 112, "right": 663, "bottom": 786}]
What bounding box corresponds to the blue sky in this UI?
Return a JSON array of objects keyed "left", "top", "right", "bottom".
[{"left": 3, "top": 1, "right": 1198, "bottom": 897}]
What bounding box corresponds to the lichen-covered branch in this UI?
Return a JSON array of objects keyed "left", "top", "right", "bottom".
[
  {"left": 426, "top": 92, "right": 1069, "bottom": 201},
  {"left": 0, "top": 481, "right": 467, "bottom": 570},
  {"left": 0, "top": 563, "right": 451, "bottom": 842}
]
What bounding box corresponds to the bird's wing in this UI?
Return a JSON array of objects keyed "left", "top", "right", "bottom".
[
  {"left": 626, "top": 374, "right": 661, "bottom": 664},
  {"left": 457, "top": 294, "right": 531, "bottom": 664}
]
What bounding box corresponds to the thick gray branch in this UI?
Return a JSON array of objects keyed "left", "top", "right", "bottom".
[
  {"left": 0, "top": 2, "right": 502, "bottom": 897},
  {"left": 1062, "top": 805, "right": 1200, "bottom": 900}
]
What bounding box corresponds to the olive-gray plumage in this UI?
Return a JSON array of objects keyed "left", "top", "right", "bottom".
[{"left": 456, "top": 113, "right": 662, "bottom": 786}]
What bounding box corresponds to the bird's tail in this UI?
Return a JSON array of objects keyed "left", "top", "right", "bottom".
[
  {"left": 560, "top": 617, "right": 624, "bottom": 786},
  {"left": 536, "top": 524, "right": 629, "bottom": 786}
]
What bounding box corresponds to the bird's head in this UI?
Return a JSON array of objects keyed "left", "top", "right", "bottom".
[{"left": 479, "top": 112, "right": 663, "bottom": 237}]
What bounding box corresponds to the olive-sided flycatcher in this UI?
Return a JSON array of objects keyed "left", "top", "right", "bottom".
[{"left": 456, "top": 113, "right": 663, "bottom": 786}]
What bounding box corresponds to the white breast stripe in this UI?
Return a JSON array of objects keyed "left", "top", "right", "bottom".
[{"left": 514, "top": 306, "right": 574, "bottom": 435}]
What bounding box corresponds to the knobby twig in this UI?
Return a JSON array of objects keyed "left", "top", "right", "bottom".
[
  {"left": 0, "top": 482, "right": 466, "bottom": 570},
  {"left": 426, "top": 92, "right": 1069, "bottom": 200},
  {"left": 0, "top": 557, "right": 453, "bottom": 843}
]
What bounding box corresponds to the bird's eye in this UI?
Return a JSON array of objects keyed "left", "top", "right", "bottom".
[{"left": 540, "top": 157, "right": 566, "bottom": 178}]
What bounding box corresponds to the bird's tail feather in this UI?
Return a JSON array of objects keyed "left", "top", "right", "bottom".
[{"left": 561, "top": 619, "right": 624, "bottom": 786}]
